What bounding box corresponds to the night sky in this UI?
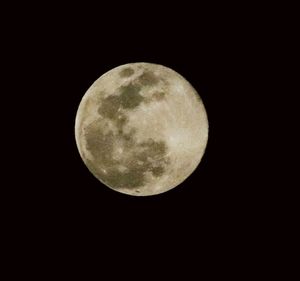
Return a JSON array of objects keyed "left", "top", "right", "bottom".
[{"left": 4, "top": 2, "right": 270, "bottom": 276}]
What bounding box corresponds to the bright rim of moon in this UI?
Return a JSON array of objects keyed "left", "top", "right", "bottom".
[{"left": 75, "top": 62, "right": 208, "bottom": 196}]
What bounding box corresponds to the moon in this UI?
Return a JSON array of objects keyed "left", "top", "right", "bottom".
[{"left": 75, "top": 62, "right": 208, "bottom": 196}]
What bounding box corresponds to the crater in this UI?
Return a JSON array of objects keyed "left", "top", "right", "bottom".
[
  {"left": 152, "top": 91, "right": 166, "bottom": 101},
  {"left": 119, "top": 67, "right": 134, "bottom": 77}
]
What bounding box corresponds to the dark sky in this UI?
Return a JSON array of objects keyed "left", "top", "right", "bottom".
[{"left": 4, "top": 2, "right": 272, "bottom": 275}]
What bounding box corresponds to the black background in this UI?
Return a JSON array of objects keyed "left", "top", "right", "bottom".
[{"left": 4, "top": 2, "right": 278, "bottom": 276}]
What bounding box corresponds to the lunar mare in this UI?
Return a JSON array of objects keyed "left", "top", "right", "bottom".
[{"left": 75, "top": 62, "right": 208, "bottom": 196}]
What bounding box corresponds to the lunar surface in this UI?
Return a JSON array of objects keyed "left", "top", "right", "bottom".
[{"left": 75, "top": 62, "right": 208, "bottom": 196}]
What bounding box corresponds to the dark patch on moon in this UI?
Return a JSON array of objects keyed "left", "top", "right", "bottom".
[
  {"left": 115, "top": 114, "right": 128, "bottom": 130},
  {"left": 138, "top": 70, "right": 159, "bottom": 86},
  {"left": 150, "top": 166, "right": 165, "bottom": 177},
  {"left": 84, "top": 119, "right": 117, "bottom": 168},
  {"left": 118, "top": 83, "right": 144, "bottom": 109},
  {"left": 85, "top": 70, "right": 172, "bottom": 191},
  {"left": 84, "top": 117, "right": 170, "bottom": 190},
  {"left": 119, "top": 67, "right": 134, "bottom": 77},
  {"left": 122, "top": 129, "right": 136, "bottom": 145},
  {"left": 107, "top": 136, "right": 168, "bottom": 189},
  {"left": 98, "top": 83, "right": 144, "bottom": 119},
  {"left": 97, "top": 95, "right": 121, "bottom": 119},
  {"left": 139, "top": 138, "right": 167, "bottom": 156},
  {"left": 97, "top": 71, "right": 166, "bottom": 122},
  {"left": 100, "top": 167, "right": 146, "bottom": 189}
]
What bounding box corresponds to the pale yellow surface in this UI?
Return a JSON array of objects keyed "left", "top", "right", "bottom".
[{"left": 75, "top": 62, "right": 208, "bottom": 196}]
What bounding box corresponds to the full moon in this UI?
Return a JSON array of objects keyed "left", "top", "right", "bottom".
[{"left": 75, "top": 62, "right": 208, "bottom": 196}]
